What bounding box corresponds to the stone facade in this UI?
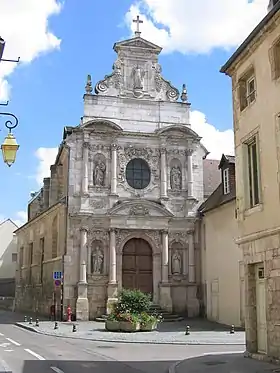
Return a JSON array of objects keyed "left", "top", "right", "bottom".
[
  {"left": 14, "top": 30, "right": 219, "bottom": 321},
  {"left": 221, "top": 1, "right": 280, "bottom": 360}
]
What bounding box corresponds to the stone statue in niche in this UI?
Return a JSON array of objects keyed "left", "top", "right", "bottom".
[
  {"left": 93, "top": 160, "right": 106, "bottom": 187},
  {"left": 170, "top": 165, "right": 182, "bottom": 190},
  {"left": 91, "top": 245, "right": 104, "bottom": 274},
  {"left": 172, "top": 250, "right": 182, "bottom": 275},
  {"left": 133, "top": 66, "right": 145, "bottom": 90}
]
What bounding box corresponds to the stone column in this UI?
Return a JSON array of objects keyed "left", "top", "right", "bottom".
[
  {"left": 107, "top": 229, "right": 118, "bottom": 314},
  {"left": 82, "top": 142, "right": 89, "bottom": 195},
  {"left": 109, "top": 229, "right": 117, "bottom": 284},
  {"left": 160, "top": 148, "right": 168, "bottom": 198},
  {"left": 188, "top": 230, "right": 195, "bottom": 283},
  {"left": 161, "top": 230, "right": 169, "bottom": 283},
  {"left": 187, "top": 152, "right": 194, "bottom": 197},
  {"left": 76, "top": 228, "right": 89, "bottom": 320},
  {"left": 111, "top": 144, "right": 117, "bottom": 195}
]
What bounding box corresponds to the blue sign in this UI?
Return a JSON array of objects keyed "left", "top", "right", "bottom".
[{"left": 53, "top": 271, "right": 62, "bottom": 280}]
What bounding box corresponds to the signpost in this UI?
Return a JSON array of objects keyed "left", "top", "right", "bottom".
[
  {"left": 53, "top": 271, "right": 62, "bottom": 280},
  {"left": 54, "top": 279, "right": 61, "bottom": 287}
]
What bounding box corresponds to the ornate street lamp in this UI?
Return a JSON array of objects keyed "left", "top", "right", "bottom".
[{"left": 0, "top": 113, "right": 19, "bottom": 167}]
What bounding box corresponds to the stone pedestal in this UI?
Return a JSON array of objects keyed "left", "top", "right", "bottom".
[
  {"left": 76, "top": 283, "right": 89, "bottom": 321},
  {"left": 187, "top": 286, "right": 199, "bottom": 317},
  {"left": 106, "top": 283, "right": 118, "bottom": 314},
  {"left": 159, "top": 283, "right": 172, "bottom": 313}
]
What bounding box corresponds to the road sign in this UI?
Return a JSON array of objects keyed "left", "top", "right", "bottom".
[
  {"left": 53, "top": 271, "right": 62, "bottom": 280},
  {"left": 54, "top": 279, "right": 61, "bottom": 287}
]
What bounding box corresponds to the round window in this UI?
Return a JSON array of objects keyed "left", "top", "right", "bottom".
[{"left": 125, "top": 158, "right": 151, "bottom": 190}]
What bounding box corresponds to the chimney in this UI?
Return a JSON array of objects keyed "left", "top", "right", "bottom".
[
  {"left": 268, "top": 0, "right": 279, "bottom": 12},
  {"left": 43, "top": 177, "right": 51, "bottom": 209}
]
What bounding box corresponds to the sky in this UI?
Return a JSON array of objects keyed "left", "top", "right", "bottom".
[{"left": 0, "top": 0, "right": 268, "bottom": 226}]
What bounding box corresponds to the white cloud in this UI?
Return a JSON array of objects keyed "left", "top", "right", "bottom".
[
  {"left": 35, "top": 147, "right": 58, "bottom": 184},
  {"left": 125, "top": 1, "right": 268, "bottom": 54},
  {"left": 0, "top": 0, "right": 62, "bottom": 101},
  {"left": 13, "top": 210, "right": 28, "bottom": 227},
  {"left": 190, "top": 110, "right": 234, "bottom": 159}
]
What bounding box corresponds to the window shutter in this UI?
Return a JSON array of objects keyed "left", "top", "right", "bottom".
[
  {"left": 238, "top": 80, "right": 247, "bottom": 111},
  {"left": 269, "top": 46, "right": 276, "bottom": 80}
]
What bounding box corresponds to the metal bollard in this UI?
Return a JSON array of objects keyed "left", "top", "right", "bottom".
[
  {"left": 54, "top": 321, "right": 58, "bottom": 330},
  {"left": 230, "top": 325, "right": 235, "bottom": 334},
  {"left": 72, "top": 324, "right": 77, "bottom": 332},
  {"left": 35, "top": 318, "right": 39, "bottom": 327},
  {"left": 29, "top": 317, "right": 32, "bottom": 325},
  {"left": 24, "top": 316, "right": 27, "bottom": 322},
  {"left": 185, "top": 325, "right": 190, "bottom": 335}
]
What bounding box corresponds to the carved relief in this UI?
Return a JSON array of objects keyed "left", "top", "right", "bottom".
[
  {"left": 95, "top": 58, "right": 123, "bottom": 94},
  {"left": 91, "top": 241, "right": 104, "bottom": 274},
  {"left": 89, "top": 199, "right": 107, "bottom": 209},
  {"left": 132, "top": 66, "right": 145, "bottom": 90},
  {"left": 169, "top": 231, "right": 189, "bottom": 244},
  {"left": 129, "top": 205, "right": 150, "bottom": 216},
  {"left": 115, "top": 229, "right": 161, "bottom": 254},
  {"left": 152, "top": 63, "right": 179, "bottom": 101}
]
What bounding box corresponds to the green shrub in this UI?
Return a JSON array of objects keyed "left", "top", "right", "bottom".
[{"left": 117, "top": 289, "right": 151, "bottom": 314}]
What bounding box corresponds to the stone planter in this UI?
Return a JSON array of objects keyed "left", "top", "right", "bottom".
[
  {"left": 119, "top": 321, "right": 140, "bottom": 332},
  {"left": 105, "top": 320, "right": 120, "bottom": 332},
  {"left": 140, "top": 322, "right": 158, "bottom": 332}
]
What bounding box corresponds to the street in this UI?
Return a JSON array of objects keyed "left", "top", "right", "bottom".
[{"left": 0, "top": 311, "right": 245, "bottom": 373}]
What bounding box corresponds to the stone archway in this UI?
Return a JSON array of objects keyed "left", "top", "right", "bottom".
[{"left": 122, "top": 238, "right": 153, "bottom": 295}]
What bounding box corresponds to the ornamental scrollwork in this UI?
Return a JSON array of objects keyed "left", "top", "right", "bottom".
[
  {"left": 129, "top": 205, "right": 149, "bottom": 216},
  {"left": 169, "top": 231, "right": 189, "bottom": 245},
  {"left": 89, "top": 230, "right": 109, "bottom": 244}
]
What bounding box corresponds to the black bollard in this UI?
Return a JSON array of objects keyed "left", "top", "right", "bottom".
[
  {"left": 230, "top": 325, "right": 235, "bottom": 334},
  {"left": 185, "top": 325, "right": 190, "bottom": 335},
  {"left": 24, "top": 316, "right": 27, "bottom": 322},
  {"left": 54, "top": 321, "right": 58, "bottom": 330},
  {"left": 35, "top": 318, "right": 39, "bottom": 327},
  {"left": 72, "top": 324, "right": 77, "bottom": 332},
  {"left": 29, "top": 317, "right": 32, "bottom": 325}
]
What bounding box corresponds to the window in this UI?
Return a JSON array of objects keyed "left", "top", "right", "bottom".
[
  {"left": 223, "top": 168, "right": 230, "bottom": 195},
  {"left": 12, "top": 253, "right": 17, "bottom": 262},
  {"left": 52, "top": 216, "right": 58, "bottom": 259},
  {"left": 238, "top": 69, "right": 256, "bottom": 111},
  {"left": 246, "top": 77, "right": 256, "bottom": 104},
  {"left": 246, "top": 136, "right": 260, "bottom": 208},
  {"left": 270, "top": 38, "right": 280, "bottom": 80},
  {"left": 29, "top": 243, "right": 33, "bottom": 265},
  {"left": 125, "top": 158, "right": 151, "bottom": 189},
  {"left": 39, "top": 238, "right": 45, "bottom": 283},
  {"left": 19, "top": 247, "right": 24, "bottom": 268}
]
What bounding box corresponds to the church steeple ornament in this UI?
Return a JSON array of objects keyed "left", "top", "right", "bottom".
[
  {"left": 181, "top": 84, "right": 188, "bottom": 102},
  {"left": 85, "top": 74, "right": 93, "bottom": 94},
  {"left": 133, "top": 15, "right": 144, "bottom": 37}
]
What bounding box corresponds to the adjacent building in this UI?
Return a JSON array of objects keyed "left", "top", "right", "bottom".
[
  {"left": 221, "top": 0, "right": 280, "bottom": 359},
  {"left": 199, "top": 155, "right": 245, "bottom": 327},
  {"left": 0, "top": 219, "right": 18, "bottom": 297}
]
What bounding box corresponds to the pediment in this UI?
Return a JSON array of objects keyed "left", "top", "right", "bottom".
[
  {"left": 155, "top": 125, "right": 202, "bottom": 141},
  {"left": 113, "top": 37, "right": 162, "bottom": 54},
  {"left": 82, "top": 119, "right": 123, "bottom": 132},
  {"left": 108, "top": 200, "right": 173, "bottom": 218}
]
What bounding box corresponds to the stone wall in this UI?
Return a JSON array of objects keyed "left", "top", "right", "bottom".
[{"left": 242, "top": 230, "right": 280, "bottom": 358}]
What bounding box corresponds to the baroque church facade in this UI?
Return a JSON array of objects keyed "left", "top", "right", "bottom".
[{"left": 15, "top": 24, "right": 215, "bottom": 321}]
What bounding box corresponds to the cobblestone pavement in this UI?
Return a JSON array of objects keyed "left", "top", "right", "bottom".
[
  {"left": 170, "top": 353, "right": 279, "bottom": 373},
  {"left": 15, "top": 320, "right": 245, "bottom": 345}
]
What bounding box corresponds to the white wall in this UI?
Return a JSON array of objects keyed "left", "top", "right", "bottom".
[{"left": 0, "top": 220, "right": 18, "bottom": 279}]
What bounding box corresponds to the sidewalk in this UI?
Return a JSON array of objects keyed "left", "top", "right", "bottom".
[
  {"left": 15, "top": 320, "right": 246, "bottom": 345},
  {"left": 170, "top": 353, "right": 279, "bottom": 373}
]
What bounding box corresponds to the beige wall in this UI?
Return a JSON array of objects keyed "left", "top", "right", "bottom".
[
  {"left": 15, "top": 203, "right": 66, "bottom": 315},
  {"left": 201, "top": 201, "right": 244, "bottom": 327},
  {"left": 232, "top": 17, "right": 280, "bottom": 238},
  {"left": 0, "top": 220, "right": 18, "bottom": 279}
]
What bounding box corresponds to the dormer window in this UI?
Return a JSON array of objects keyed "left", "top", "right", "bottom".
[{"left": 223, "top": 168, "right": 230, "bottom": 195}]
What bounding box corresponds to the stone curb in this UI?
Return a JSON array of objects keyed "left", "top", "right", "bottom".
[{"left": 15, "top": 322, "right": 245, "bottom": 346}]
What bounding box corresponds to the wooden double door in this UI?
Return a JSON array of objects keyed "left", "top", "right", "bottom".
[{"left": 122, "top": 238, "right": 153, "bottom": 295}]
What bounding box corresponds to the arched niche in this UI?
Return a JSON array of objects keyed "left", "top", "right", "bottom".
[
  {"left": 169, "top": 241, "right": 184, "bottom": 276},
  {"left": 92, "top": 153, "right": 107, "bottom": 187},
  {"left": 169, "top": 158, "right": 182, "bottom": 191},
  {"left": 90, "top": 240, "right": 105, "bottom": 275}
]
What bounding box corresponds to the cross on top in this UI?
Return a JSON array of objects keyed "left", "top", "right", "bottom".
[{"left": 133, "top": 15, "right": 143, "bottom": 36}]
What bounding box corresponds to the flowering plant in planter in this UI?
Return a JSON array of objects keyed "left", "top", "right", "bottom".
[{"left": 140, "top": 312, "right": 162, "bottom": 331}]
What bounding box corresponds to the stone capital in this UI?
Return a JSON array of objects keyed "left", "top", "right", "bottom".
[
  {"left": 83, "top": 141, "right": 90, "bottom": 149},
  {"left": 111, "top": 143, "right": 118, "bottom": 151},
  {"left": 187, "top": 229, "right": 194, "bottom": 235},
  {"left": 161, "top": 229, "right": 169, "bottom": 235},
  {"left": 80, "top": 227, "right": 89, "bottom": 233},
  {"left": 160, "top": 147, "right": 167, "bottom": 155}
]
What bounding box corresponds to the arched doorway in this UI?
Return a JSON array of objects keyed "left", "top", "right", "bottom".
[{"left": 122, "top": 238, "right": 153, "bottom": 295}]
